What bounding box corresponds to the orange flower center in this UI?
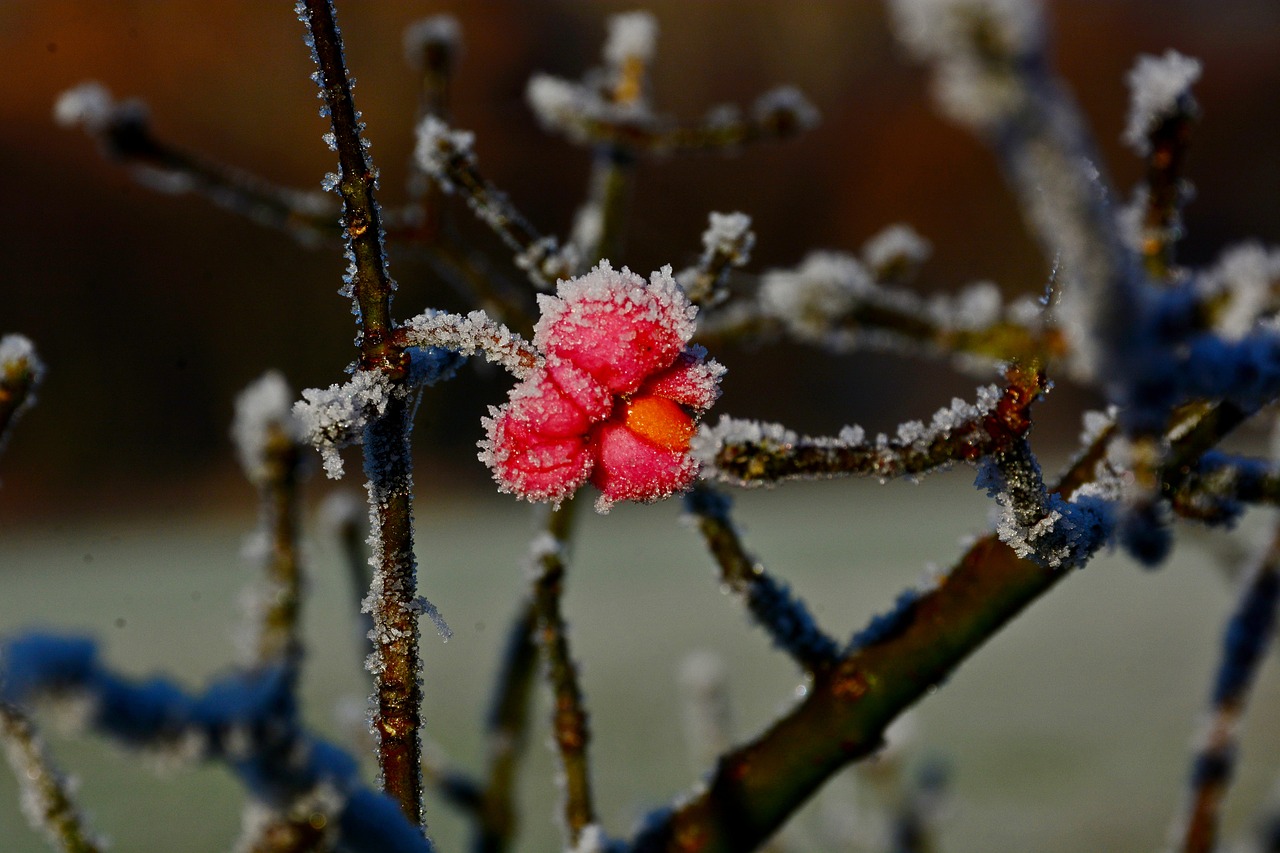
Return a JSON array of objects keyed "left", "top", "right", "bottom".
[{"left": 623, "top": 395, "right": 695, "bottom": 451}]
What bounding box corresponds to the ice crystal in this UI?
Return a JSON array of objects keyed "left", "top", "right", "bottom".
[
  {"left": 402, "top": 14, "right": 462, "bottom": 69},
  {"left": 401, "top": 309, "right": 540, "bottom": 378},
  {"left": 1202, "top": 243, "right": 1280, "bottom": 340},
  {"left": 294, "top": 370, "right": 395, "bottom": 479},
  {"left": 861, "top": 223, "right": 932, "bottom": 280},
  {"left": 1122, "top": 50, "right": 1202, "bottom": 155},
  {"left": 888, "top": 0, "right": 1041, "bottom": 127},
  {"left": 701, "top": 211, "right": 755, "bottom": 267},
  {"left": 759, "top": 252, "right": 874, "bottom": 341},
  {"left": 413, "top": 116, "right": 476, "bottom": 193},
  {"left": 52, "top": 81, "right": 115, "bottom": 132},
  {"left": 751, "top": 86, "right": 820, "bottom": 135},
  {"left": 603, "top": 11, "right": 658, "bottom": 66},
  {"left": 231, "top": 371, "right": 303, "bottom": 487}
]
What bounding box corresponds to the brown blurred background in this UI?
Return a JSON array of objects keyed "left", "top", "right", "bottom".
[{"left": 0, "top": 1, "right": 1278, "bottom": 518}]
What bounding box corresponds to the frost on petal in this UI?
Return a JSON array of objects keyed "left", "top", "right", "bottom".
[
  {"left": 640, "top": 350, "right": 726, "bottom": 412},
  {"left": 480, "top": 407, "right": 593, "bottom": 504},
  {"left": 478, "top": 363, "right": 609, "bottom": 503},
  {"left": 590, "top": 419, "right": 697, "bottom": 511},
  {"left": 535, "top": 261, "right": 696, "bottom": 393}
]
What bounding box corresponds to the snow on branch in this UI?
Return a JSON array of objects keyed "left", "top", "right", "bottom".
[
  {"left": 54, "top": 82, "right": 337, "bottom": 245},
  {"left": 0, "top": 634, "right": 432, "bottom": 853},
  {"left": 0, "top": 335, "right": 45, "bottom": 452},
  {"left": 0, "top": 703, "right": 105, "bottom": 853},
  {"left": 685, "top": 486, "right": 840, "bottom": 671},
  {"left": 694, "top": 370, "right": 1042, "bottom": 488},
  {"left": 1123, "top": 50, "right": 1202, "bottom": 156},
  {"left": 397, "top": 310, "right": 541, "bottom": 378},
  {"left": 414, "top": 116, "right": 576, "bottom": 288},
  {"left": 294, "top": 348, "right": 460, "bottom": 479},
  {"left": 679, "top": 211, "right": 755, "bottom": 307},
  {"left": 705, "top": 249, "right": 1059, "bottom": 368}
]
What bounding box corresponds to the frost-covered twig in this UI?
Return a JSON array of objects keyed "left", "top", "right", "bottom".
[
  {"left": 527, "top": 75, "right": 819, "bottom": 154},
  {"left": 0, "top": 335, "right": 44, "bottom": 454},
  {"left": 684, "top": 486, "right": 839, "bottom": 672},
  {"left": 0, "top": 703, "right": 104, "bottom": 853},
  {"left": 397, "top": 310, "right": 541, "bottom": 378},
  {"left": 698, "top": 250, "right": 1063, "bottom": 367},
  {"left": 680, "top": 212, "right": 755, "bottom": 308},
  {"left": 299, "top": 0, "right": 403, "bottom": 378},
  {"left": 414, "top": 117, "right": 575, "bottom": 289},
  {"left": 54, "top": 82, "right": 339, "bottom": 245},
  {"left": 528, "top": 501, "right": 597, "bottom": 847},
  {"left": 695, "top": 370, "right": 1041, "bottom": 488},
  {"left": 299, "top": 0, "right": 435, "bottom": 829},
  {"left": 1169, "top": 452, "right": 1280, "bottom": 525},
  {"left": 0, "top": 635, "right": 433, "bottom": 853},
  {"left": 320, "top": 491, "right": 375, "bottom": 669},
  {"left": 233, "top": 372, "right": 308, "bottom": 668},
  {"left": 888, "top": 0, "right": 1143, "bottom": 385},
  {"left": 472, "top": 601, "right": 540, "bottom": 853},
  {"left": 1122, "top": 52, "right": 1201, "bottom": 281},
  {"left": 1173, "top": 526, "right": 1280, "bottom": 853}
]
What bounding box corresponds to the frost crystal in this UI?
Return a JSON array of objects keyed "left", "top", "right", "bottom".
[
  {"left": 759, "top": 252, "right": 874, "bottom": 341},
  {"left": 1202, "top": 242, "right": 1280, "bottom": 340},
  {"left": 294, "top": 370, "right": 395, "bottom": 479},
  {"left": 569, "top": 823, "right": 608, "bottom": 853},
  {"left": 231, "top": 371, "right": 302, "bottom": 487},
  {"left": 53, "top": 81, "right": 116, "bottom": 132},
  {"left": 603, "top": 11, "right": 658, "bottom": 66},
  {"left": 701, "top": 211, "right": 755, "bottom": 266},
  {"left": 0, "top": 334, "right": 44, "bottom": 382},
  {"left": 413, "top": 116, "right": 476, "bottom": 192},
  {"left": 861, "top": 224, "right": 932, "bottom": 278},
  {"left": 752, "top": 86, "right": 821, "bottom": 134},
  {"left": 401, "top": 309, "right": 540, "bottom": 378},
  {"left": 402, "top": 14, "right": 462, "bottom": 69},
  {"left": 1122, "top": 50, "right": 1202, "bottom": 155},
  {"left": 888, "top": 0, "right": 1042, "bottom": 127}
]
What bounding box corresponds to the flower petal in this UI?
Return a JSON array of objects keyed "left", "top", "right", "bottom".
[
  {"left": 589, "top": 419, "right": 698, "bottom": 511},
  {"left": 534, "top": 262, "right": 695, "bottom": 393},
  {"left": 640, "top": 348, "right": 726, "bottom": 412},
  {"left": 480, "top": 405, "right": 592, "bottom": 503}
]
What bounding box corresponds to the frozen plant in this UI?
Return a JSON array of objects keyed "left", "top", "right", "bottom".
[{"left": 5, "top": 3, "right": 1280, "bottom": 853}]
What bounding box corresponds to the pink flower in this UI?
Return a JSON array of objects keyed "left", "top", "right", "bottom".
[{"left": 480, "top": 262, "right": 724, "bottom": 511}]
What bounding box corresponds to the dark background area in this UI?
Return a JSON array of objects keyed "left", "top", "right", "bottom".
[{"left": 1, "top": 1, "right": 1277, "bottom": 518}]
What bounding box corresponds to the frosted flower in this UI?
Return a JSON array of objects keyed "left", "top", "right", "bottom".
[{"left": 480, "top": 262, "right": 724, "bottom": 512}]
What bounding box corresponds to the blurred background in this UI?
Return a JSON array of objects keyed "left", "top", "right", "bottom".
[{"left": 2, "top": 2, "right": 1280, "bottom": 852}]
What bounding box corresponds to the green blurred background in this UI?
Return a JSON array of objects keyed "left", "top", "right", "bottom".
[{"left": 2, "top": 2, "right": 1280, "bottom": 851}]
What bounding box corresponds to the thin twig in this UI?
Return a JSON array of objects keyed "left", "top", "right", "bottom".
[
  {"left": 471, "top": 601, "right": 540, "bottom": 853},
  {"left": 301, "top": 0, "right": 403, "bottom": 378},
  {"left": 0, "top": 703, "right": 104, "bottom": 853},
  {"left": 685, "top": 485, "right": 839, "bottom": 672},
  {"left": 1174, "top": 523, "right": 1280, "bottom": 853},
  {"left": 529, "top": 500, "right": 597, "bottom": 846}
]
